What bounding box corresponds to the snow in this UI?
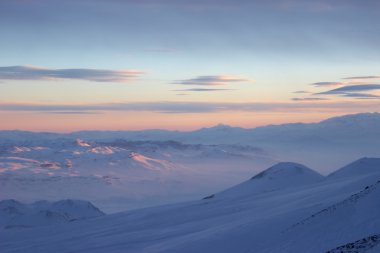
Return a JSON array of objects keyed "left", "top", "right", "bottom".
[
  {"left": 0, "top": 157, "right": 379, "bottom": 252},
  {"left": 76, "top": 138, "right": 91, "bottom": 147},
  {"left": 271, "top": 179, "right": 380, "bottom": 252},
  {"left": 0, "top": 113, "right": 380, "bottom": 252},
  {"left": 0, "top": 113, "right": 379, "bottom": 212},
  {"left": 216, "top": 162, "right": 324, "bottom": 198},
  {"left": 1, "top": 112, "right": 379, "bottom": 172},
  {"left": 0, "top": 199, "right": 104, "bottom": 229},
  {"left": 328, "top": 157, "right": 380, "bottom": 179}
]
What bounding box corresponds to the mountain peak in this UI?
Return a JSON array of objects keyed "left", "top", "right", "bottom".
[
  {"left": 196, "top": 124, "right": 245, "bottom": 133},
  {"left": 217, "top": 162, "right": 324, "bottom": 198},
  {"left": 207, "top": 124, "right": 234, "bottom": 130},
  {"left": 251, "top": 162, "right": 321, "bottom": 180}
]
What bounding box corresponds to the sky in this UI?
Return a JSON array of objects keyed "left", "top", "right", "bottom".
[{"left": 0, "top": 0, "right": 379, "bottom": 131}]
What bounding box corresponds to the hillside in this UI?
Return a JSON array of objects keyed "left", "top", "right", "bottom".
[
  {"left": 1, "top": 157, "right": 380, "bottom": 252},
  {"left": 215, "top": 162, "right": 324, "bottom": 198}
]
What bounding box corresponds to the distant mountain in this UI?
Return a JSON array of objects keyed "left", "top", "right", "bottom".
[
  {"left": 215, "top": 162, "right": 324, "bottom": 198},
  {"left": 321, "top": 112, "right": 380, "bottom": 129},
  {"left": 0, "top": 199, "right": 104, "bottom": 229},
  {"left": 1, "top": 112, "right": 379, "bottom": 144},
  {"left": 0, "top": 113, "right": 380, "bottom": 211},
  {"left": 0, "top": 140, "right": 273, "bottom": 212},
  {"left": 249, "top": 112, "right": 380, "bottom": 145}
]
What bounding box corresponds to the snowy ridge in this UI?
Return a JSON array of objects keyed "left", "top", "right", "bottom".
[
  {"left": 272, "top": 172, "right": 380, "bottom": 253},
  {"left": 326, "top": 234, "right": 380, "bottom": 253},
  {"left": 328, "top": 157, "right": 380, "bottom": 179},
  {"left": 288, "top": 180, "right": 380, "bottom": 230}
]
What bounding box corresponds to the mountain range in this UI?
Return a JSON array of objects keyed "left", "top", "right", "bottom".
[{"left": 1, "top": 113, "right": 379, "bottom": 212}]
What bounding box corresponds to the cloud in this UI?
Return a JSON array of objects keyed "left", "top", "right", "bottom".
[
  {"left": 293, "top": 90, "right": 310, "bottom": 94},
  {"left": 311, "top": 81, "right": 344, "bottom": 87},
  {"left": 292, "top": 97, "right": 329, "bottom": 101},
  {"left": 174, "top": 75, "right": 253, "bottom": 86},
  {"left": 314, "top": 84, "right": 380, "bottom": 100},
  {"left": 173, "top": 88, "right": 235, "bottom": 92},
  {"left": 0, "top": 101, "right": 378, "bottom": 114},
  {"left": 0, "top": 66, "right": 144, "bottom": 83},
  {"left": 44, "top": 111, "right": 102, "bottom": 115},
  {"left": 342, "top": 76, "right": 380, "bottom": 80},
  {"left": 317, "top": 84, "right": 380, "bottom": 95},
  {"left": 339, "top": 93, "right": 380, "bottom": 99}
]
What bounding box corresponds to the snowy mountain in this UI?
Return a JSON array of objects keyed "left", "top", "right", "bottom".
[
  {"left": 0, "top": 112, "right": 379, "bottom": 212},
  {"left": 0, "top": 199, "right": 104, "bottom": 229},
  {"left": 1, "top": 113, "right": 379, "bottom": 145},
  {"left": 328, "top": 157, "right": 380, "bottom": 179},
  {"left": 215, "top": 162, "right": 324, "bottom": 198},
  {"left": 1, "top": 112, "right": 379, "bottom": 172},
  {"left": 0, "top": 157, "right": 379, "bottom": 253},
  {"left": 68, "top": 113, "right": 380, "bottom": 145}
]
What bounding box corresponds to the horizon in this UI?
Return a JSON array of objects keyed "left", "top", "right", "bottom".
[
  {"left": 1, "top": 111, "right": 379, "bottom": 133},
  {"left": 1, "top": 1, "right": 380, "bottom": 131}
]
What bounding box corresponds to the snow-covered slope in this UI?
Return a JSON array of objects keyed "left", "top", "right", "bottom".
[
  {"left": 0, "top": 157, "right": 379, "bottom": 253},
  {"left": 215, "top": 162, "right": 324, "bottom": 198},
  {"left": 273, "top": 180, "right": 380, "bottom": 252},
  {"left": 328, "top": 157, "right": 380, "bottom": 179},
  {"left": 0, "top": 199, "right": 104, "bottom": 229}
]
